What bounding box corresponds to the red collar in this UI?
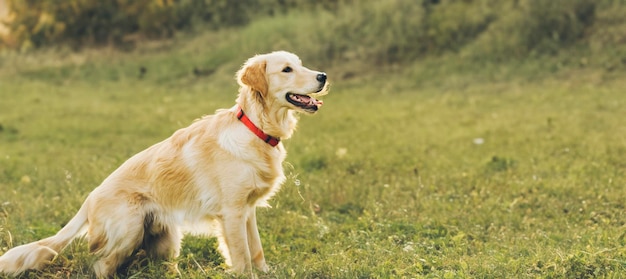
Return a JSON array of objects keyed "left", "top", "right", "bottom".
[{"left": 236, "top": 107, "right": 280, "bottom": 147}]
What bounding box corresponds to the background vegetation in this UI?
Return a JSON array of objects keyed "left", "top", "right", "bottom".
[
  {"left": 1, "top": 0, "right": 626, "bottom": 278},
  {"left": 3, "top": 0, "right": 625, "bottom": 63}
]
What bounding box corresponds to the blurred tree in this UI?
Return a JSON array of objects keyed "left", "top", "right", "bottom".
[
  {"left": 0, "top": 0, "right": 605, "bottom": 59},
  {"left": 3, "top": 0, "right": 272, "bottom": 49}
]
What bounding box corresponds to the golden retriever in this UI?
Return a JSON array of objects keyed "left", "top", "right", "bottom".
[{"left": 0, "top": 51, "right": 329, "bottom": 277}]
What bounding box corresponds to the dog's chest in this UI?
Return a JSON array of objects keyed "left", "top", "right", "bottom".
[
  {"left": 195, "top": 145, "right": 285, "bottom": 202},
  {"left": 182, "top": 122, "right": 288, "bottom": 208},
  {"left": 243, "top": 149, "right": 286, "bottom": 206}
]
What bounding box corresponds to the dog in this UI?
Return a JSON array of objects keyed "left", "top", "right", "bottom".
[{"left": 0, "top": 51, "right": 329, "bottom": 277}]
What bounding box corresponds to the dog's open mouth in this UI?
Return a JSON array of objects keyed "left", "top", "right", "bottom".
[{"left": 286, "top": 93, "right": 323, "bottom": 112}]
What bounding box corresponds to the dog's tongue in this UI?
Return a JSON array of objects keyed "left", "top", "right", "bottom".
[
  {"left": 308, "top": 96, "right": 323, "bottom": 106},
  {"left": 294, "top": 94, "right": 323, "bottom": 107}
]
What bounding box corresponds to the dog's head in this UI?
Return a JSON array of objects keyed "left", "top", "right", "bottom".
[{"left": 237, "top": 51, "right": 329, "bottom": 114}]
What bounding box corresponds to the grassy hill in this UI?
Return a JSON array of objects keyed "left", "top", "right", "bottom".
[{"left": 1, "top": 1, "right": 626, "bottom": 278}]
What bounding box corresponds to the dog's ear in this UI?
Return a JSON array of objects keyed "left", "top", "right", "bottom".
[{"left": 238, "top": 59, "right": 268, "bottom": 95}]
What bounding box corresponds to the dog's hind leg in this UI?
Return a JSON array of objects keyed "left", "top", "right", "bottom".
[{"left": 88, "top": 204, "right": 145, "bottom": 278}]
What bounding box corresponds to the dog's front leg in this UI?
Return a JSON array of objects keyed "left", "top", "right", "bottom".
[
  {"left": 246, "top": 209, "right": 268, "bottom": 272},
  {"left": 222, "top": 209, "right": 253, "bottom": 274}
]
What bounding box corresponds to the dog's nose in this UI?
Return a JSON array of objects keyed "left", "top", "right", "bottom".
[{"left": 317, "top": 73, "right": 327, "bottom": 83}]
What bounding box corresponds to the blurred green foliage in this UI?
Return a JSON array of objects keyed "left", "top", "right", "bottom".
[
  {"left": 1, "top": 0, "right": 625, "bottom": 64},
  {"left": 1, "top": 0, "right": 338, "bottom": 49}
]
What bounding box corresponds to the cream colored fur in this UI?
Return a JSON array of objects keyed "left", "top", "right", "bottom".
[{"left": 0, "top": 51, "right": 329, "bottom": 278}]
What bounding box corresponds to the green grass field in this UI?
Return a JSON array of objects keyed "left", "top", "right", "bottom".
[{"left": 2, "top": 13, "right": 626, "bottom": 279}]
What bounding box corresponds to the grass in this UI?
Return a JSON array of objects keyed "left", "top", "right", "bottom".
[{"left": 1, "top": 16, "right": 626, "bottom": 279}]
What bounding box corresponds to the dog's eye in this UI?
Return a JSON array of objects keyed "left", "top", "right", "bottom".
[{"left": 282, "top": 67, "right": 292, "bottom": 73}]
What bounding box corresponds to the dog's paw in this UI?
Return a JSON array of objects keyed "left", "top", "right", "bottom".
[{"left": 256, "top": 263, "right": 269, "bottom": 273}]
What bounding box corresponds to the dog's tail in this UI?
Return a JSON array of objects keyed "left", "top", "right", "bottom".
[{"left": 0, "top": 199, "right": 89, "bottom": 275}]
